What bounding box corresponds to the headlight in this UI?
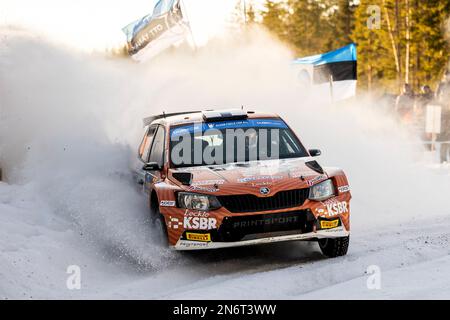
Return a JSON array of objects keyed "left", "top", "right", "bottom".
[
  {"left": 309, "top": 179, "right": 336, "bottom": 201},
  {"left": 177, "top": 192, "right": 222, "bottom": 211}
]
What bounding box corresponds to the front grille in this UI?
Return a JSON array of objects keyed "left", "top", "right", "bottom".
[
  {"left": 216, "top": 210, "right": 312, "bottom": 242},
  {"left": 217, "top": 188, "right": 310, "bottom": 213}
]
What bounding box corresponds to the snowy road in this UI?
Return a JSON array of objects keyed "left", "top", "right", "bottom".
[{"left": 1, "top": 180, "right": 449, "bottom": 300}]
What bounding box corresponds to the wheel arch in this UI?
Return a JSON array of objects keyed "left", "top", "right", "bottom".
[{"left": 150, "top": 189, "right": 159, "bottom": 217}]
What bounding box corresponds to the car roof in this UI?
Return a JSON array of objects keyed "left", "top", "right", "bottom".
[{"left": 144, "top": 109, "right": 281, "bottom": 127}]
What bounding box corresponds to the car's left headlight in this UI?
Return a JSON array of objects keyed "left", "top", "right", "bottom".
[
  {"left": 177, "top": 192, "right": 222, "bottom": 211},
  {"left": 309, "top": 179, "right": 336, "bottom": 201}
]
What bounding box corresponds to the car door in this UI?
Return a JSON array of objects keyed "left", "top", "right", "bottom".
[
  {"left": 135, "top": 125, "right": 157, "bottom": 188},
  {"left": 141, "top": 125, "right": 166, "bottom": 194}
]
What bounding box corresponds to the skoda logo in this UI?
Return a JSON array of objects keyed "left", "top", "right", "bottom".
[{"left": 260, "top": 187, "right": 270, "bottom": 195}]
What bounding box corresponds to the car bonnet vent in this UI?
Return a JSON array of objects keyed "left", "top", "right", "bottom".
[
  {"left": 172, "top": 172, "right": 193, "bottom": 185},
  {"left": 305, "top": 160, "right": 325, "bottom": 174}
]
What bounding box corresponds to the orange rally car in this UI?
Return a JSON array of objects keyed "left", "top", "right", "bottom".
[{"left": 134, "top": 109, "right": 351, "bottom": 257}]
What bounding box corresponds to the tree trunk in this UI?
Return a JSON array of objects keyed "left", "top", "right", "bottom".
[
  {"left": 405, "top": 0, "right": 411, "bottom": 84},
  {"left": 383, "top": 0, "right": 401, "bottom": 91},
  {"left": 368, "top": 32, "right": 373, "bottom": 92}
]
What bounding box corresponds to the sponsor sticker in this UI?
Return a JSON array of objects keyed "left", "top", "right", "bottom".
[
  {"left": 320, "top": 219, "right": 340, "bottom": 229},
  {"left": 250, "top": 181, "right": 272, "bottom": 187},
  {"left": 315, "top": 200, "right": 349, "bottom": 217},
  {"left": 322, "top": 200, "right": 349, "bottom": 217},
  {"left": 187, "top": 185, "right": 219, "bottom": 193},
  {"left": 306, "top": 175, "right": 327, "bottom": 186},
  {"left": 184, "top": 216, "right": 217, "bottom": 230},
  {"left": 160, "top": 200, "right": 176, "bottom": 207},
  {"left": 178, "top": 241, "right": 209, "bottom": 248},
  {"left": 168, "top": 216, "right": 183, "bottom": 229},
  {"left": 191, "top": 179, "right": 225, "bottom": 186},
  {"left": 238, "top": 175, "right": 283, "bottom": 183},
  {"left": 184, "top": 210, "right": 210, "bottom": 218},
  {"left": 338, "top": 185, "right": 350, "bottom": 193},
  {"left": 186, "top": 232, "right": 211, "bottom": 242}
]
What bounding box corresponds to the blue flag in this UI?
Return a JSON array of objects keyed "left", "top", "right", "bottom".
[
  {"left": 122, "top": 0, "right": 190, "bottom": 61},
  {"left": 292, "top": 44, "right": 358, "bottom": 102}
]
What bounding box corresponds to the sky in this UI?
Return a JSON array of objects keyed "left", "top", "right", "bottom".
[{"left": 0, "top": 0, "right": 253, "bottom": 51}]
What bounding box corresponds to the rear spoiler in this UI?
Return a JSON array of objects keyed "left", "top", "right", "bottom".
[
  {"left": 142, "top": 111, "right": 201, "bottom": 127},
  {"left": 143, "top": 109, "right": 249, "bottom": 127}
]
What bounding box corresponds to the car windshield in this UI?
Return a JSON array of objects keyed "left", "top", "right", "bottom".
[{"left": 169, "top": 118, "right": 308, "bottom": 168}]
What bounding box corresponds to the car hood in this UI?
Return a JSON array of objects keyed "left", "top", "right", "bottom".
[{"left": 169, "top": 157, "right": 328, "bottom": 195}]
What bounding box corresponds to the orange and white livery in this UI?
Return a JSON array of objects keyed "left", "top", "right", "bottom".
[{"left": 135, "top": 109, "right": 351, "bottom": 257}]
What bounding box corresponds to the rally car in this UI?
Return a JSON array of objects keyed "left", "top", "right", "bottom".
[{"left": 134, "top": 109, "right": 351, "bottom": 257}]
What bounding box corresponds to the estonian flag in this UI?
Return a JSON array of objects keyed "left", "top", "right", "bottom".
[
  {"left": 292, "top": 44, "right": 357, "bottom": 102},
  {"left": 122, "top": 0, "right": 190, "bottom": 62}
]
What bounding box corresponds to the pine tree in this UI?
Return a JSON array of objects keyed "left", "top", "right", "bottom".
[
  {"left": 261, "top": 0, "right": 289, "bottom": 41},
  {"left": 352, "top": 0, "right": 450, "bottom": 93},
  {"left": 411, "top": 0, "right": 450, "bottom": 90},
  {"left": 286, "top": 0, "right": 335, "bottom": 56},
  {"left": 331, "top": 0, "right": 357, "bottom": 48},
  {"left": 352, "top": 0, "right": 388, "bottom": 91}
]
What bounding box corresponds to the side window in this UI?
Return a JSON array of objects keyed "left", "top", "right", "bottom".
[
  {"left": 148, "top": 126, "right": 165, "bottom": 167},
  {"left": 139, "top": 125, "right": 157, "bottom": 162}
]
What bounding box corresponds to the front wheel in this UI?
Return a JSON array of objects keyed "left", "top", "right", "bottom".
[
  {"left": 151, "top": 209, "right": 169, "bottom": 247},
  {"left": 318, "top": 236, "right": 349, "bottom": 258}
]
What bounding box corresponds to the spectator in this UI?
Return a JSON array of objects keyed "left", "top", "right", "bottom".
[
  {"left": 437, "top": 82, "right": 450, "bottom": 163},
  {"left": 436, "top": 71, "right": 450, "bottom": 102},
  {"left": 415, "top": 85, "right": 434, "bottom": 141},
  {"left": 438, "top": 106, "right": 450, "bottom": 163},
  {"left": 420, "top": 85, "right": 433, "bottom": 103},
  {"left": 395, "top": 83, "right": 415, "bottom": 124}
]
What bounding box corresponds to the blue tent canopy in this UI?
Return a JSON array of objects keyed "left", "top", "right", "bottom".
[{"left": 292, "top": 43, "right": 357, "bottom": 66}]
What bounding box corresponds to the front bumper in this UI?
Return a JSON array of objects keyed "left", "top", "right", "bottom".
[{"left": 174, "top": 226, "right": 349, "bottom": 250}]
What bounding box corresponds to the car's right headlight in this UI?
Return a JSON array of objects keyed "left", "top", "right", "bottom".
[
  {"left": 309, "top": 179, "right": 336, "bottom": 201},
  {"left": 177, "top": 192, "right": 221, "bottom": 211}
]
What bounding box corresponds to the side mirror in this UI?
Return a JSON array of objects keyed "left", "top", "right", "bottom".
[
  {"left": 309, "top": 149, "right": 322, "bottom": 157},
  {"left": 142, "top": 162, "right": 161, "bottom": 171}
]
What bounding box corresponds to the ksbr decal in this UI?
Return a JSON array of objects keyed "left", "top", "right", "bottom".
[
  {"left": 184, "top": 217, "right": 217, "bottom": 230},
  {"left": 325, "top": 201, "right": 348, "bottom": 216},
  {"left": 338, "top": 185, "right": 350, "bottom": 193},
  {"left": 316, "top": 200, "right": 349, "bottom": 217}
]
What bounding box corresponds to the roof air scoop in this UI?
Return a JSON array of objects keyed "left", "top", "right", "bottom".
[{"left": 202, "top": 109, "right": 248, "bottom": 122}]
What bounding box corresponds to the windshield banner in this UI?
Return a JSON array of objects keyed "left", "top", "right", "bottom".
[{"left": 170, "top": 119, "right": 288, "bottom": 138}]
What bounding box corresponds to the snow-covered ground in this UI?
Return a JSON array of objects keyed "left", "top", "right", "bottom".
[
  {"left": 1, "top": 178, "right": 450, "bottom": 299},
  {"left": 1, "top": 28, "right": 450, "bottom": 300}
]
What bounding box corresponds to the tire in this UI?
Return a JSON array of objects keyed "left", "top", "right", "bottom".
[
  {"left": 318, "top": 236, "right": 349, "bottom": 258},
  {"left": 151, "top": 208, "right": 169, "bottom": 247}
]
